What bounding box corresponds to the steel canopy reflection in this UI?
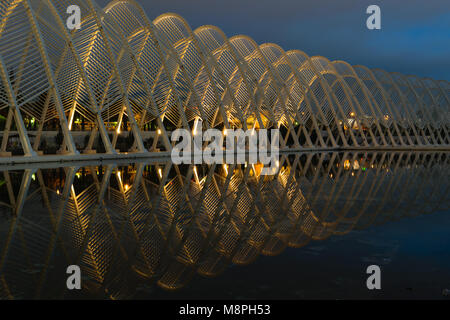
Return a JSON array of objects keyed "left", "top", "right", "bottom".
[{"left": 0, "top": 151, "right": 448, "bottom": 299}]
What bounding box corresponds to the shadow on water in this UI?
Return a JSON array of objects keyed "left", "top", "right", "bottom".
[{"left": 0, "top": 151, "right": 449, "bottom": 299}]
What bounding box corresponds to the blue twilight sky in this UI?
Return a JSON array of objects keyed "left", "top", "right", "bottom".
[{"left": 96, "top": 0, "right": 450, "bottom": 81}]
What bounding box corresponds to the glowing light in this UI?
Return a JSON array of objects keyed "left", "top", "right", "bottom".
[
  {"left": 193, "top": 117, "right": 200, "bottom": 136},
  {"left": 124, "top": 184, "right": 130, "bottom": 191},
  {"left": 158, "top": 168, "right": 162, "bottom": 179},
  {"left": 343, "top": 159, "right": 351, "bottom": 170},
  {"left": 56, "top": 189, "right": 60, "bottom": 195},
  {"left": 251, "top": 163, "right": 263, "bottom": 177},
  {"left": 157, "top": 129, "right": 161, "bottom": 135},
  {"left": 350, "top": 112, "right": 355, "bottom": 117},
  {"left": 117, "top": 171, "right": 124, "bottom": 192},
  {"left": 117, "top": 118, "right": 122, "bottom": 134},
  {"left": 223, "top": 128, "right": 227, "bottom": 136},
  {"left": 223, "top": 164, "right": 228, "bottom": 175},
  {"left": 68, "top": 112, "right": 74, "bottom": 130},
  {"left": 193, "top": 166, "right": 200, "bottom": 184},
  {"left": 31, "top": 174, "right": 35, "bottom": 181}
]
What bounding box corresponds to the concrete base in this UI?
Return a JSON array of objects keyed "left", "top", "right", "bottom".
[
  {"left": 0, "top": 151, "right": 12, "bottom": 157},
  {"left": 82, "top": 149, "right": 97, "bottom": 154},
  {"left": 0, "top": 146, "right": 447, "bottom": 171},
  {"left": 0, "top": 151, "right": 172, "bottom": 170}
]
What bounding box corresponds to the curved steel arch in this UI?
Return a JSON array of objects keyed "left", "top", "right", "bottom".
[{"left": 0, "top": 0, "right": 448, "bottom": 162}]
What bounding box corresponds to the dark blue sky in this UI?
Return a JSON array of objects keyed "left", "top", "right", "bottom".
[{"left": 97, "top": 0, "right": 450, "bottom": 80}]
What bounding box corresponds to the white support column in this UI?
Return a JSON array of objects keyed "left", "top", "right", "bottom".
[
  {"left": 0, "top": 57, "right": 36, "bottom": 157},
  {"left": 24, "top": 1, "right": 78, "bottom": 155}
]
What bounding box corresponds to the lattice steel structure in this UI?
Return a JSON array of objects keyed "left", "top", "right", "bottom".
[
  {"left": 0, "top": 0, "right": 448, "bottom": 161},
  {"left": 0, "top": 152, "right": 449, "bottom": 298}
]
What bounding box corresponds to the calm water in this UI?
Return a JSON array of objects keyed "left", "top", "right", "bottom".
[{"left": 0, "top": 151, "right": 449, "bottom": 299}]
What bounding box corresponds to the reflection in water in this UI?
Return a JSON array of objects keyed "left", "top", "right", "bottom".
[{"left": 0, "top": 152, "right": 448, "bottom": 299}]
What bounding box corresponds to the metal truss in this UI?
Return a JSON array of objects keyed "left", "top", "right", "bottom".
[
  {"left": 0, "top": 0, "right": 448, "bottom": 161},
  {"left": 0, "top": 151, "right": 448, "bottom": 298}
]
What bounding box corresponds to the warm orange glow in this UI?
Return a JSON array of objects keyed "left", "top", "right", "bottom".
[
  {"left": 251, "top": 163, "right": 264, "bottom": 177},
  {"left": 344, "top": 159, "right": 351, "bottom": 170},
  {"left": 68, "top": 112, "right": 75, "bottom": 131},
  {"left": 193, "top": 117, "right": 200, "bottom": 136},
  {"left": 117, "top": 118, "right": 122, "bottom": 134},
  {"left": 193, "top": 166, "right": 200, "bottom": 184}
]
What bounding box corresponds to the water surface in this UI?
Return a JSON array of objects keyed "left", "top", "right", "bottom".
[{"left": 0, "top": 151, "right": 448, "bottom": 299}]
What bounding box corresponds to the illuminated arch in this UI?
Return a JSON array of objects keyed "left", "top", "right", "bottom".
[{"left": 0, "top": 0, "right": 448, "bottom": 161}]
